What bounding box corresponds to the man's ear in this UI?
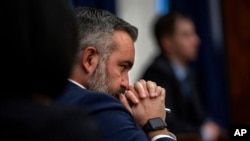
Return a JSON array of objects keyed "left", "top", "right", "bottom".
[{"left": 81, "top": 47, "right": 99, "bottom": 74}]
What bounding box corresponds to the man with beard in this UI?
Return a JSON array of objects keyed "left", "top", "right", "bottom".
[{"left": 56, "top": 7, "right": 176, "bottom": 141}]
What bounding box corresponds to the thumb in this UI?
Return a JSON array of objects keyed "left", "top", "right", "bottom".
[{"left": 119, "top": 94, "right": 132, "bottom": 113}]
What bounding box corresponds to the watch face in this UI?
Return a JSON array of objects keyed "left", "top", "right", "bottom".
[{"left": 149, "top": 118, "right": 166, "bottom": 130}]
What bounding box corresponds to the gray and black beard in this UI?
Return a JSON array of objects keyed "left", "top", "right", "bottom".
[{"left": 86, "top": 61, "right": 124, "bottom": 97}]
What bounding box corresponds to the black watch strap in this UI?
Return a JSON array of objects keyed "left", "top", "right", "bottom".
[{"left": 142, "top": 117, "right": 167, "bottom": 134}]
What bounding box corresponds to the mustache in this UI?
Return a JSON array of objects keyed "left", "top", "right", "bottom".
[{"left": 118, "top": 87, "right": 126, "bottom": 94}]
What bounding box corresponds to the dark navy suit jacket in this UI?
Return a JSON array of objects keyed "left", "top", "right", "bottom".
[{"left": 56, "top": 81, "right": 175, "bottom": 141}]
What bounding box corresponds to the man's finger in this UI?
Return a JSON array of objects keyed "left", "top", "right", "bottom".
[
  {"left": 124, "top": 90, "right": 139, "bottom": 104},
  {"left": 161, "top": 87, "right": 166, "bottom": 97},
  {"left": 139, "top": 79, "right": 147, "bottom": 89},
  {"left": 155, "top": 86, "right": 163, "bottom": 97},
  {"left": 134, "top": 81, "right": 147, "bottom": 98},
  {"left": 119, "top": 94, "right": 132, "bottom": 113},
  {"left": 147, "top": 81, "right": 158, "bottom": 97}
]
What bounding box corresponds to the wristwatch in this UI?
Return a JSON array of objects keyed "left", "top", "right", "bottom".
[{"left": 143, "top": 117, "right": 167, "bottom": 134}]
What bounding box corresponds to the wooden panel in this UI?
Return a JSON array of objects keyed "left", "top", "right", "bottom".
[{"left": 221, "top": 0, "right": 250, "bottom": 124}]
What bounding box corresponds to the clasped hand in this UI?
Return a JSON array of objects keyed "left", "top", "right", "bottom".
[{"left": 119, "top": 80, "right": 166, "bottom": 127}]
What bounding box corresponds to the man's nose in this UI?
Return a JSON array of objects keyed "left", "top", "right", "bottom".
[{"left": 120, "top": 74, "right": 129, "bottom": 90}]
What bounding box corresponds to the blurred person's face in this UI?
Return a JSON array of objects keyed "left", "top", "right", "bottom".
[
  {"left": 169, "top": 19, "right": 200, "bottom": 62},
  {"left": 87, "top": 30, "right": 134, "bottom": 97}
]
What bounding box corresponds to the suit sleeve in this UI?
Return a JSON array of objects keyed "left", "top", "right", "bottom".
[{"left": 81, "top": 93, "right": 175, "bottom": 141}]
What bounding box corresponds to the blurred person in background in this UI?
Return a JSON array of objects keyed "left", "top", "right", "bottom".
[
  {"left": 141, "top": 12, "right": 227, "bottom": 141},
  {"left": 0, "top": 0, "right": 100, "bottom": 140}
]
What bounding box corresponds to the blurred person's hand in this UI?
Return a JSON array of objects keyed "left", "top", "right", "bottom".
[{"left": 201, "top": 120, "right": 221, "bottom": 141}]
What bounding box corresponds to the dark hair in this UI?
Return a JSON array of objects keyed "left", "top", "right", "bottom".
[
  {"left": 73, "top": 7, "right": 138, "bottom": 61},
  {"left": 1, "top": 0, "right": 77, "bottom": 100},
  {"left": 154, "top": 12, "right": 192, "bottom": 51}
]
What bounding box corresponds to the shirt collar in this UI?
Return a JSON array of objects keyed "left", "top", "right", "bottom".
[
  {"left": 68, "top": 79, "right": 86, "bottom": 89},
  {"left": 170, "top": 61, "right": 187, "bottom": 82}
]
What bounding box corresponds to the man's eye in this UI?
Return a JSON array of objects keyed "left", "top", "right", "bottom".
[{"left": 120, "top": 65, "right": 127, "bottom": 71}]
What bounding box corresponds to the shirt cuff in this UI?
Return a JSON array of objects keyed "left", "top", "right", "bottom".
[{"left": 151, "top": 132, "right": 177, "bottom": 141}]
